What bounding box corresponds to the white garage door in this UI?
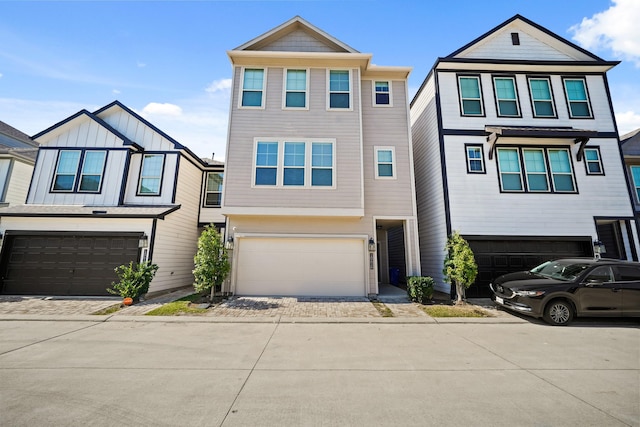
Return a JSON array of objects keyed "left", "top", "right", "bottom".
[{"left": 235, "top": 237, "right": 366, "bottom": 296}]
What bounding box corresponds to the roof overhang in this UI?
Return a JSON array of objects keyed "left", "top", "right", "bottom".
[
  {"left": 228, "top": 50, "right": 373, "bottom": 70},
  {"left": 0, "top": 205, "right": 181, "bottom": 220},
  {"left": 435, "top": 58, "right": 619, "bottom": 73},
  {"left": 485, "top": 126, "right": 599, "bottom": 161}
]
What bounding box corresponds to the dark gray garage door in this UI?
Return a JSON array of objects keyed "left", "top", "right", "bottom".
[
  {"left": 465, "top": 237, "right": 593, "bottom": 298},
  {"left": 0, "top": 233, "right": 141, "bottom": 296}
]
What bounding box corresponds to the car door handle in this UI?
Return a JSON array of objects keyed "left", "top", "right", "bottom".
[{"left": 612, "top": 288, "right": 621, "bottom": 292}]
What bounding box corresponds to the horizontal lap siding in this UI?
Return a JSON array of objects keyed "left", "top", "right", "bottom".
[
  {"left": 150, "top": 159, "right": 202, "bottom": 294},
  {"left": 224, "top": 66, "right": 363, "bottom": 210},
  {"left": 410, "top": 76, "right": 449, "bottom": 291},
  {"left": 362, "top": 80, "right": 415, "bottom": 217},
  {"left": 4, "top": 160, "right": 32, "bottom": 205}
]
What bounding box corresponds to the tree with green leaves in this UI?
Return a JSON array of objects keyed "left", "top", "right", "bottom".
[
  {"left": 193, "top": 225, "right": 230, "bottom": 301},
  {"left": 443, "top": 231, "right": 478, "bottom": 305}
]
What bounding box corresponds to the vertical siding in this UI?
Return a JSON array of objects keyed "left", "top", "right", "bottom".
[
  {"left": 411, "top": 74, "right": 449, "bottom": 291},
  {"left": 224, "top": 66, "right": 363, "bottom": 210},
  {"left": 4, "top": 159, "right": 33, "bottom": 205},
  {"left": 150, "top": 159, "right": 204, "bottom": 293},
  {"left": 98, "top": 110, "right": 177, "bottom": 151},
  {"left": 123, "top": 152, "right": 178, "bottom": 205}
]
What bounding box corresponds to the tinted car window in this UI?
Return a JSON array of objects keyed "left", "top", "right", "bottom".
[
  {"left": 585, "top": 266, "right": 614, "bottom": 283},
  {"left": 614, "top": 266, "right": 640, "bottom": 281}
]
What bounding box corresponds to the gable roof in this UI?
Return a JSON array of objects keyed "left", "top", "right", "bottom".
[
  {"left": 621, "top": 129, "right": 640, "bottom": 157},
  {"left": 0, "top": 121, "right": 38, "bottom": 148},
  {"left": 234, "top": 16, "right": 358, "bottom": 53}
]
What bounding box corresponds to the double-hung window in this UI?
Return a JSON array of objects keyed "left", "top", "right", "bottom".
[
  {"left": 51, "top": 150, "right": 107, "bottom": 193},
  {"left": 284, "top": 69, "right": 307, "bottom": 108},
  {"left": 584, "top": 148, "right": 604, "bottom": 175},
  {"left": 494, "top": 77, "right": 520, "bottom": 117},
  {"left": 284, "top": 142, "right": 305, "bottom": 186},
  {"left": 528, "top": 77, "right": 556, "bottom": 117},
  {"left": 498, "top": 147, "right": 576, "bottom": 193},
  {"left": 373, "top": 81, "right": 391, "bottom": 106},
  {"left": 375, "top": 147, "right": 395, "bottom": 178},
  {"left": 328, "top": 70, "right": 350, "bottom": 109},
  {"left": 138, "top": 154, "right": 164, "bottom": 195},
  {"left": 241, "top": 68, "right": 265, "bottom": 108},
  {"left": 465, "top": 145, "right": 485, "bottom": 173},
  {"left": 458, "top": 75, "right": 483, "bottom": 116},
  {"left": 630, "top": 166, "right": 640, "bottom": 202},
  {"left": 563, "top": 78, "right": 592, "bottom": 118},
  {"left": 204, "top": 172, "right": 224, "bottom": 207},
  {"left": 312, "top": 143, "right": 333, "bottom": 186},
  {"left": 255, "top": 142, "right": 278, "bottom": 186}
]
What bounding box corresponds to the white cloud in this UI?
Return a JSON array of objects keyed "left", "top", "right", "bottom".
[
  {"left": 112, "top": 89, "right": 121, "bottom": 95},
  {"left": 616, "top": 110, "right": 640, "bottom": 136},
  {"left": 137, "top": 61, "right": 146, "bottom": 68},
  {"left": 569, "top": 0, "right": 640, "bottom": 66},
  {"left": 141, "top": 102, "right": 183, "bottom": 117},
  {"left": 205, "top": 78, "right": 232, "bottom": 93},
  {"left": 0, "top": 73, "right": 3, "bottom": 78}
]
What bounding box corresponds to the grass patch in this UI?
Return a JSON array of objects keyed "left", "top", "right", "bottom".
[
  {"left": 422, "top": 304, "right": 491, "bottom": 318},
  {"left": 371, "top": 301, "right": 394, "bottom": 317},
  {"left": 92, "top": 304, "right": 122, "bottom": 315},
  {"left": 145, "top": 293, "right": 222, "bottom": 316}
]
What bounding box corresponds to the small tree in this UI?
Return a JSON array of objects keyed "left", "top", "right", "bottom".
[
  {"left": 443, "top": 231, "right": 478, "bottom": 305},
  {"left": 107, "top": 261, "right": 159, "bottom": 301},
  {"left": 193, "top": 225, "right": 230, "bottom": 301}
]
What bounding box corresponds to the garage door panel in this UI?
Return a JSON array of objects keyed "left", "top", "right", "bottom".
[{"left": 236, "top": 237, "right": 366, "bottom": 297}]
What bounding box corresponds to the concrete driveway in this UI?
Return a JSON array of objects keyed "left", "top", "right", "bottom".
[{"left": 0, "top": 319, "right": 637, "bottom": 426}]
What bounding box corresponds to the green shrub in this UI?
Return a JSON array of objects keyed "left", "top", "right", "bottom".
[
  {"left": 107, "top": 261, "right": 159, "bottom": 300},
  {"left": 193, "top": 225, "right": 230, "bottom": 301},
  {"left": 406, "top": 276, "right": 435, "bottom": 304}
]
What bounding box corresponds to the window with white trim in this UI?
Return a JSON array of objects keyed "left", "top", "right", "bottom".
[
  {"left": 51, "top": 150, "right": 107, "bottom": 193},
  {"left": 584, "top": 148, "right": 604, "bottom": 175},
  {"left": 374, "top": 147, "right": 396, "bottom": 178},
  {"left": 328, "top": 70, "right": 350, "bottom": 109},
  {"left": 563, "top": 78, "right": 592, "bottom": 118},
  {"left": 241, "top": 68, "right": 265, "bottom": 108},
  {"left": 497, "top": 147, "right": 576, "bottom": 193},
  {"left": 373, "top": 81, "right": 391, "bottom": 106},
  {"left": 284, "top": 69, "right": 307, "bottom": 109},
  {"left": 253, "top": 139, "right": 335, "bottom": 188},
  {"left": 458, "top": 75, "right": 483, "bottom": 116},
  {"left": 138, "top": 154, "right": 164, "bottom": 195},
  {"left": 630, "top": 166, "right": 640, "bottom": 202},
  {"left": 465, "top": 145, "right": 485, "bottom": 173},
  {"left": 493, "top": 76, "right": 520, "bottom": 117},
  {"left": 204, "top": 172, "right": 223, "bottom": 207},
  {"left": 528, "top": 77, "right": 556, "bottom": 117}
]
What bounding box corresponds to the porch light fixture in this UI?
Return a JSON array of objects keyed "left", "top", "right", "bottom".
[
  {"left": 225, "top": 236, "right": 234, "bottom": 250},
  {"left": 593, "top": 240, "right": 606, "bottom": 259},
  {"left": 368, "top": 237, "right": 376, "bottom": 252},
  {"left": 138, "top": 234, "right": 148, "bottom": 249}
]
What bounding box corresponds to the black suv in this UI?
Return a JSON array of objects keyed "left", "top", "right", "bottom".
[{"left": 490, "top": 258, "right": 640, "bottom": 325}]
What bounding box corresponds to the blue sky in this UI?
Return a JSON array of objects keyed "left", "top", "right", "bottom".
[{"left": 1, "top": 0, "right": 639, "bottom": 160}]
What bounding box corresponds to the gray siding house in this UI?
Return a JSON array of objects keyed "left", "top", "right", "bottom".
[
  {"left": 411, "top": 15, "right": 638, "bottom": 297},
  {"left": 0, "top": 121, "right": 38, "bottom": 207},
  {"left": 221, "top": 16, "right": 421, "bottom": 296}
]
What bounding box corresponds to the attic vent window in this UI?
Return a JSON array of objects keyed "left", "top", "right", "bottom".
[{"left": 511, "top": 32, "right": 520, "bottom": 45}]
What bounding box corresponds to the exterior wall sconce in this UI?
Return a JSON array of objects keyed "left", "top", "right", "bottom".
[
  {"left": 593, "top": 240, "right": 606, "bottom": 259},
  {"left": 225, "top": 236, "right": 234, "bottom": 250},
  {"left": 368, "top": 237, "right": 376, "bottom": 252},
  {"left": 138, "top": 234, "right": 149, "bottom": 249}
]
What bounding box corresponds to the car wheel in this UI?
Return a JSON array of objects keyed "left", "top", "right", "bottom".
[{"left": 543, "top": 300, "right": 574, "bottom": 326}]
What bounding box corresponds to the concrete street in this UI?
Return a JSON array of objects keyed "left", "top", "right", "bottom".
[{"left": 0, "top": 319, "right": 638, "bottom": 427}]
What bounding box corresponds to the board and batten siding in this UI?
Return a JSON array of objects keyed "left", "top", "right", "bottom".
[
  {"left": 361, "top": 79, "right": 416, "bottom": 217},
  {"left": 410, "top": 75, "right": 449, "bottom": 291},
  {"left": 149, "top": 157, "right": 203, "bottom": 294},
  {"left": 3, "top": 159, "right": 33, "bottom": 206},
  {"left": 123, "top": 152, "right": 178, "bottom": 205},
  {"left": 438, "top": 72, "right": 616, "bottom": 132},
  {"left": 445, "top": 135, "right": 634, "bottom": 236},
  {"left": 39, "top": 118, "right": 127, "bottom": 149},
  {"left": 27, "top": 149, "right": 128, "bottom": 206},
  {"left": 98, "top": 109, "right": 178, "bottom": 152},
  {"left": 223, "top": 66, "right": 363, "bottom": 210}
]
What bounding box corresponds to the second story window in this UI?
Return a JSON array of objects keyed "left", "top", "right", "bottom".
[
  {"left": 497, "top": 148, "right": 523, "bottom": 191},
  {"left": 528, "top": 77, "right": 556, "bottom": 117},
  {"left": 52, "top": 150, "right": 81, "bottom": 192},
  {"left": 79, "top": 151, "right": 107, "bottom": 192},
  {"left": 498, "top": 147, "right": 576, "bottom": 193},
  {"left": 255, "top": 142, "right": 278, "bottom": 186},
  {"left": 375, "top": 147, "right": 395, "bottom": 178},
  {"left": 284, "top": 142, "right": 305, "bottom": 186},
  {"left": 493, "top": 76, "right": 520, "bottom": 117},
  {"left": 138, "top": 154, "right": 164, "bottom": 196},
  {"left": 328, "top": 70, "right": 350, "bottom": 109},
  {"left": 284, "top": 69, "right": 307, "bottom": 108},
  {"left": 51, "top": 149, "right": 107, "bottom": 193},
  {"left": 458, "top": 75, "right": 483, "bottom": 116},
  {"left": 204, "top": 172, "right": 224, "bottom": 207},
  {"left": 465, "top": 145, "right": 485, "bottom": 173},
  {"left": 631, "top": 166, "right": 640, "bottom": 202},
  {"left": 563, "top": 77, "right": 592, "bottom": 118},
  {"left": 584, "top": 148, "right": 604, "bottom": 175},
  {"left": 311, "top": 143, "right": 333, "bottom": 186},
  {"left": 374, "top": 81, "right": 391, "bottom": 106},
  {"left": 241, "top": 68, "right": 265, "bottom": 108}
]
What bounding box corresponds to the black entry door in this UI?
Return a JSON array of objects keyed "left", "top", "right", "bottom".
[{"left": 0, "top": 233, "right": 141, "bottom": 296}]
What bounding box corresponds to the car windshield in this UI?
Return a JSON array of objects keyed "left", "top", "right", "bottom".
[{"left": 530, "top": 260, "right": 591, "bottom": 281}]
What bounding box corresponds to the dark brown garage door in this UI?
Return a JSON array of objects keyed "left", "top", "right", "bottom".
[
  {"left": 0, "top": 233, "right": 141, "bottom": 296},
  {"left": 465, "top": 237, "right": 593, "bottom": 298}
]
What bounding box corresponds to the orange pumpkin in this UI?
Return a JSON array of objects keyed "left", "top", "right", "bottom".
[{"left": 123, "top": 297, "right": 134, "bottom": 306}]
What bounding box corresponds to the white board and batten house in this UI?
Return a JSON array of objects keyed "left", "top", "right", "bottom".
[
  {"left": 221, "top": 16, "right": 421, "bottom": 297},
  {"left": 410, "top": 14, "right": 638, "bottom": 297},
  {"left": 0, "top": 101, "right": 225, "bottom": 297}
]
